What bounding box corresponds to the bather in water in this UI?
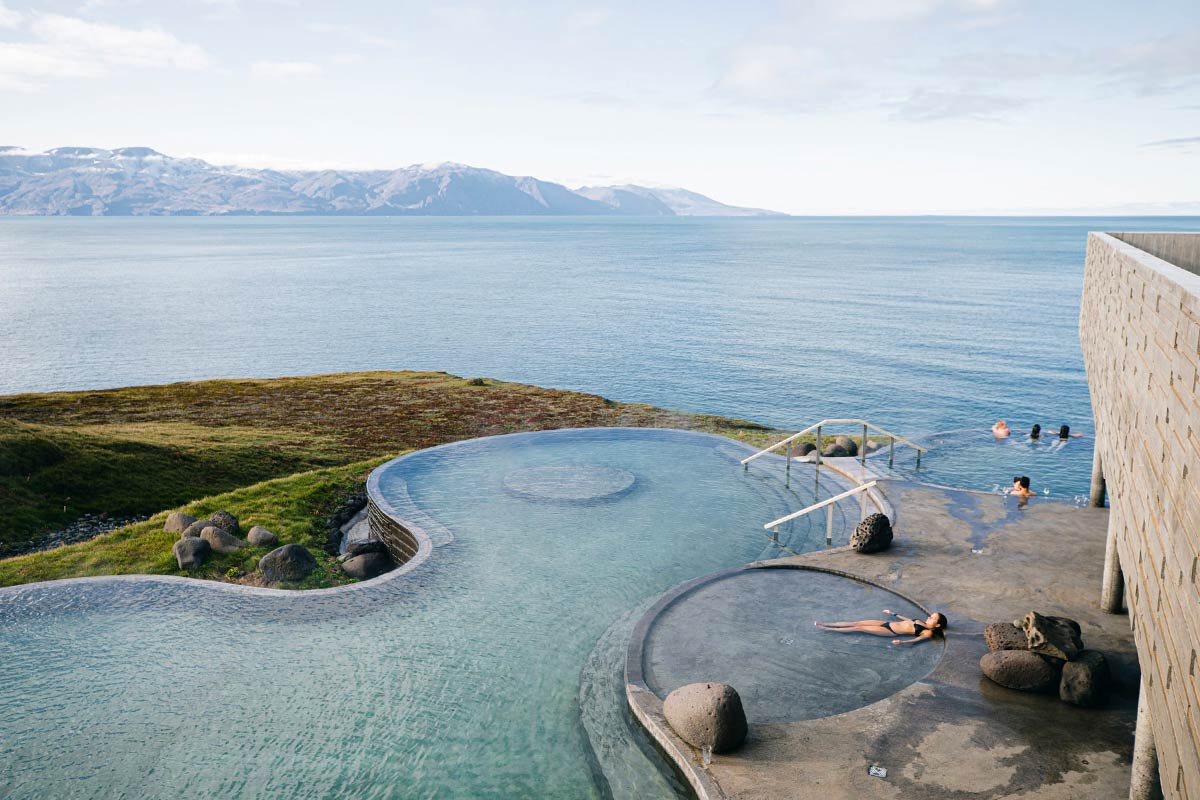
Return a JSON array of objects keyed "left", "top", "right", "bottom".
[{"left": 816, "top": 609, "right": 948, "bottom": 646}]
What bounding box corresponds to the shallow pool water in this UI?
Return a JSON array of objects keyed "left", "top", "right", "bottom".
[
  {"left": 0, "top": 429, "right": 855, "bottom": 800},
  {"left": 642, "top": 568, "right": 943, "bottom": 723},
  {"left": 880, "top": 429, "right": 1095, "bottom": 499}
]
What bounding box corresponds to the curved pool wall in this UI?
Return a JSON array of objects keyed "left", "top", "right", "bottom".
[
  {"left": 874, "top": 428, "right": 1095, "bottom": 499},
  {"left": 0, "top": 427, "right": 859, "bottom": 800}
]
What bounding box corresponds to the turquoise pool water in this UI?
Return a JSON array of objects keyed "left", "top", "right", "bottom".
[
  {"left": 879, "top": 429, "right": 1095, "bottom": 499},
  {"left": 0, "top": 429, "right": 867, "bottom": 800}
]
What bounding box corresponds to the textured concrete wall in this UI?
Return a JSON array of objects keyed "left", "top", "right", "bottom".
[
  {"left": 1114, "top": 232, "right": 1200, "bottom": 277},
  {"left": 366, "top": 497, "right": 421, "bottom": 566},
  {"left": 1080, "top": 232, "right": 1200, "bottom": 799}
]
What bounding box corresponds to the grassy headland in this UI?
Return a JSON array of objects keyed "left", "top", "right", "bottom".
[{"left": 0, "top": 371, "right": 777, "bottom": 588}]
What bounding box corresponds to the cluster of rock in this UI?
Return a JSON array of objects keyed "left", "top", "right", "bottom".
[
  {"left": 980, "top": 611, "right": 1111, "bottom": 707},
  {"left": 850, "top": 512, "right": 893, "bottom": 553},
  {"left": 794, "top": 437, "right": 884, "bottom": 460},
  {"left": 1, "top": 512, "right": 150, "bottom": 558},
  {"left": 663, "top": 682, "right": 748, "bottom": 755},
  {"left": 166, "top": 509, "right": 318, "bottom": 584}
]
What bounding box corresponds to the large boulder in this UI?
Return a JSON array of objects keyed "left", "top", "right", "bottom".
[
  {"left": 984, "top": 622, "right": 1028, "bottom": 652},
  {"left": 850, "top": 513, "right": 893, "bottom": 553},
  {"left": 662, "top": 682, "right": 748, "bottom": 754},
  {"left": 341, "top": 551, "right": 392, "bottom": 580},
  {"left": 164, "top": 512, "right": 197, "bottom": 534},
  {"left": 180, "top": 519, "right": 210, "bottom": 539},
  {"left": 247, "top": 526, "right": 278, "bottom": 547},
  {"left": 1020, "top": 612, "right": 1082, "bottom": 661},
  {"left": 173, "top": 536, "right": 211, "bottom": 570},
  {"left": 346, "top": 539, "right": 388, "bottom": 557},
  {"left": 822, "top": 443, "right": 849, "bottom": 457},
  {"left": 980, "top": 650, "right": 1061, "bottom": 692},
  {"left": 1060, "top": 650, "right": 1110, "bottom": 707},
  {"left": 834, "top": 435, "right": 858, "bottom": 457},
  {"left": 795, "top": 442, "right": 816, "bottom": 457},
  {"left": 200, "top": 525, "right": 246, "bottom": 554},
  {"left": 260, "top": 544, "right": 317, "bottom": 583},
  {"left": 864, "top": 440, "right": 882, "bottom": 453},
  {"left": 209, "top": 510, "right": 240, "bottom": 536}
]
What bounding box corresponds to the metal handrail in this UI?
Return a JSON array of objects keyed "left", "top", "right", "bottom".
[
  {"left": 740, "top": 418, "right": 927, "bottom": 469},
  {"left": 764, "top": 481, "right": 878, "bottom": 545}
]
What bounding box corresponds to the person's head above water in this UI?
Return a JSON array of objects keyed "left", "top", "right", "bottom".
[
  {"left": 1019, "top": 476, "right": 1031, "bottom": 490},
  {"left": 927, "top": 612, "right": 948, "bottom": 630},
  {"left": 1031, "top": 424, "right": 1041, "bottom": 439},
  {"left": 1059, "top": 425, "right": 1070, "bottom": 439}
]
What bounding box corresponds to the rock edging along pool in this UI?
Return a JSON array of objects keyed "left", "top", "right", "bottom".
[
  {"left": 2, "top": 427, "right": 862, "bottom": 800},
  {"left": 625, "top": 564, "right": 945, "bottom": 799}
]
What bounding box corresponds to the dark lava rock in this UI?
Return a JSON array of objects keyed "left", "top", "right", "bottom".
[
  {"left": 341, "top": 551, "right": 392, "bottom": 580},
  {"left": 850, "top": 512, "right": 893, "bottom": 553},
  {"left": 796, "top": 442, "right": 816, "bottom": 456},
  {"left": 164, "top": 512, "right": 197, "bottom": 534},
  {"left": 180, "top": 519, "right": 210, "bottom": 539},
  {"left": 209, "top": 510, "right": 240, "bottom": 536},
  {"left": 200, "top": 525, "right": 246, "bottom": 554},
  {"left": 663, "top": 682, "right": 748, "bottom": 754},
  {"left": 260, "top": 544, "right": 317, "bottom": 583},
  {"left": 247, "top": 526, "right": 278, "bottom": 547},
  {"left": 822, "top": 444, "right": 848, "bottom": 457},
  {"left": 834, "top": 435, "right": 859, "bottom": 457},
  {"left": 173, "top": 536, "right": 211, "bottom": 570},
  {"left": 980, "top": 650, "right": 1061, "bottom": 692},
  {"left": 984, "top": 622, "right": 1028, "bottom": 652},
  {"left": 1060, "top": 650, "right": 1110, "bottom": 707},
  {"left": 346, "top": 540, "right": 387, "bottom": 557},
  {"left": 1020, "top": 611, "right": 1082, "bottom": 660}
]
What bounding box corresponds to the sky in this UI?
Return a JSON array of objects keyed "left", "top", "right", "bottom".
[{"left": 0, "top": 0, "right": 1198, "bottom": 214}]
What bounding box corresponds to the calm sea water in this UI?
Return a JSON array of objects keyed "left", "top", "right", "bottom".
[{"left": 1, "top": 216, "right": 1197, "bottom": 489}]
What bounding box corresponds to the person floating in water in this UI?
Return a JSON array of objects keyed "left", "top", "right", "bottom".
[
  {"left": 815, "top": 609, "right": 947, "bottom": 646},
  {"left": 992, "top": 420, "right": 1010, "bottom": 438},
  {"left": 1030, "top": 424, "right": 1042, "bottom": 440}
]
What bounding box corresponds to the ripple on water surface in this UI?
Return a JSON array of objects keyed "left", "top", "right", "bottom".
[{"left": 0, "top": 429, "right": 859, "bottom": 800}]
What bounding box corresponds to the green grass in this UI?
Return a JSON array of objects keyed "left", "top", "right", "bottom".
[
  {"left": 0, "top": 370, "right": 782, "bottom": 589},
  {"left": 0, "top": 458, "right": 388, "bottom": 589}
]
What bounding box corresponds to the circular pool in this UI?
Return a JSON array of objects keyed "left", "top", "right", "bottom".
[
  {"left": 635, "top": 566, "right": 943, "bottom": 724},
  {"left": 0, "top": 428, "right": 855, "bottom": 800}
]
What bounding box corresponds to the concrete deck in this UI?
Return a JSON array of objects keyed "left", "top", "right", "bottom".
[{"left": 629, "top": 480, "right": 1139, "bottom": 799}]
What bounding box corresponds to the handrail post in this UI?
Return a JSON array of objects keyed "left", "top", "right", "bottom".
[
  {"left": 815, "top": 425, "right": 822, "bottom": 458},
  {"left": 859, "top": 485, "right": 867, "bottom": 520},
  {"left": 889, "top": 437, "right": 894, "bottom": 468},
  {"left": 916, "top": 448, "right": 921, "bottom": 469},
  {"left": 826, "top": 504, "right": 834, "bottom": 545},
  {"left": 786, "top": 441, "right": 791, "bottom": 476},
  {"left": 861, "top": 423, "right": 868, "bottom": 466}
]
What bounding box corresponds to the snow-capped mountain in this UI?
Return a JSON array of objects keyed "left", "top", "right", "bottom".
[{"left": 0, "top": 147, "right": 784, "bottom": 217}]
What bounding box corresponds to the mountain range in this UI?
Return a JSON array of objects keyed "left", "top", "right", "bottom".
[{"left": 0, "top": 147, "right": 783, "bottom": 217}]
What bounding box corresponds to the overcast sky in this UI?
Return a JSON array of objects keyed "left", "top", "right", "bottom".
[{"left": 1, "top": 0, "right": 1198, "bottom": 214}]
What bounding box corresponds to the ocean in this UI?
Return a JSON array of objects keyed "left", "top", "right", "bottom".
[{"left": 1, "top": 215, "right": 1197, "bottom": 439}]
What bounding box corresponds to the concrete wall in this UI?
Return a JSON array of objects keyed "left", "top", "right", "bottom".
[
  {"left": 1080, "top": 232, "right": 1200, "bottom": 799},
  {"left": 366, "top": 497, "right": 422, "bottom": 565}
]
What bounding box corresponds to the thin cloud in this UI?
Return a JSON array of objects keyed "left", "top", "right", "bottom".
[
  {"left": 0, "top": 13, "right": 209, "bottom": 88},
  {"left": 888, "top": 87, "right": 1028, "bottom": 121},
  {"left": 1141, "top": 136, "right": 1200, "bottom": 150},
  {"left": 0, "top": 2, "right": 20, "bottom": 28}
]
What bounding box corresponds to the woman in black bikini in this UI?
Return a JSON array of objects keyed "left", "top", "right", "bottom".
[{"left": 815, "top": 609, "right": 948, "bottom": 646}]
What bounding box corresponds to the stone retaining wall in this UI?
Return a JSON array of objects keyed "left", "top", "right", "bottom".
[
  {"left": 366, "top": 497, "right": 421, "bottom": 566},
  {"left": 1080, "top": 231, "right": 1200, "bottom": 799}
]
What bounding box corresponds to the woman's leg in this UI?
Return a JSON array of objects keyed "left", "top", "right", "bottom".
[{"left": 817, "top": 620, "right": 887, "bottom": 628}]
